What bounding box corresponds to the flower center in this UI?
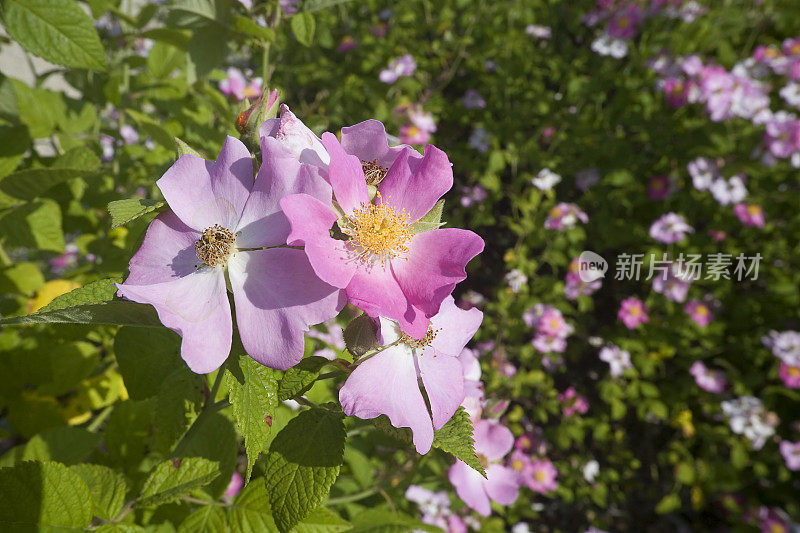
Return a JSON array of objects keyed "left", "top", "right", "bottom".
[
  {"left": 399, "top": 325, "right": 441, "bottom": 350},
  {"left": 535, "top": 470, "right": 546, "bottom": 482},
  {"left": 342, "top": 193, "right": 413, "bottom": 266},
  {"left": 195, "top": 224, "right": 235, "bottom": 267},
  {"left": 361, "top": 159, "right": 388, "bottom": 186}
]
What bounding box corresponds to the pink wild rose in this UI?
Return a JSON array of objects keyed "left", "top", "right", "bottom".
[
  {"left": 448, "top": 419, "right": 519, "bottom": 516},
  {"left": 117, "top": 136, "right": 344, "bottom": 373},
  {"left": 618, "top": 297, "right": 649, "bottom": 329},
  {"left": 684, "top": 299, "right": 713, "bottom": 327},
  {"left": 339, "top": 296, "right": 482, "bottom": 453},
  {"left": 280, "top": 130, "right": 484, "bottom": 338},
  {"left": 522, "top": 459, "right": 558, "bottom": 494}
]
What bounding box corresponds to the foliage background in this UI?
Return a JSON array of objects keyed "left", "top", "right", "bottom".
[{"left": 0, "top": 0, "right": 798, "bottom": 531}]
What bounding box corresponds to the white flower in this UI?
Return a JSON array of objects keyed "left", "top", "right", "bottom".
[
  {"left": 525, "top": 24, "right": 551, "bottom": 39},
  {"left": 780, "top": 82, "right": 800, "bottom": 108},
  {"left": 709, "top": 174, "right": 747, "bottom": 206},
  {"left": 505, "top": 269, "right": 528, "bottom": 293},
  {"left": 583, "top": 460, "right": 600, "bottom": 483},
  {"left": 686, "top": 157, "right": 718, "bottom": 191},
  {"left": 591, "top": 35, "right": 628, "bottom": 58},
  {"left": 721, "top": 396, "right": 778, "bottom": 450},
  {"left": 532, "top": 168, "right": 562, "bottom": 190},
  {"left": 599, "top": 345, "right": 632, "bottom": 377}
]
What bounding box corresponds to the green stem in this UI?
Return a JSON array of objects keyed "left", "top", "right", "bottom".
[
  {"left": 327, "top": 488, "right": 378, "bottom": 506},
  {"left": 294, "top": 396, "right": 318, "bottom": 409},
  {"left": 206, "top": 369, "right": 225, "bottom": 408},
  {"left": 171, "top": 399, "right": 230, "bottom": 458},
  {"left": 87, "top": 405, "right": 114, "bottom": 433},
  {"left": 317, "top": 370, "right": 344, "bottom": 381},
  {"left": 351, "top": 339, "right": 401, "bottom": 367}
]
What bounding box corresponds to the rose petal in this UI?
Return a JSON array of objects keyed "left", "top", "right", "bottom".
[
  {"left": 473, "top": 419, "right": 514, "bottom": 461},
  {"left": 236, "top": 137, "right": 332, "bottom": 248},
  {"left": 448, "top": 461, "right": 491, "bottom": 516},
  {"left": 339, "top": 345, "right": 434, "bottom": 453},
  {"left": 228, "top": 248, "right": 344, "bottom": 370},
  {"left": 378, "top": 144, "right": 453, "bottom": 222},
  {"left": 117, "top": 268, "right": 231, "bottom": 373},
  {"left": 484, "top": 464, "right": 520, "bottom": 506},
  {"left": 417, "top": 351, "right": 464, "bottom": 429},
  {"left": 429, "top": 296, "right": 483, "bottom": 357},
  {"left": 391, "top": 228, "right": 484, "bottom": 318},
  {"left": 125, "top": 210, "right": 200, "bottom": 285},
  {"left": 157, "top": 136, "right": 253, "bottom": 231},
  {"left": 320, "top": 132, "right": 369, "bottom": 216},
  {"left": 280, "top": 193, "right": 357, "bottom": 288},
  {"left": 340, "top": 119, "right": 416, "bottom": 169}
]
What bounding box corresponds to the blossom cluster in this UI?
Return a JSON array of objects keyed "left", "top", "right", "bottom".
[
  {"left": 118, "top": 105, "right": 484, "bottom": 452},
  {"left": 585, "top": 0, "right": 706, "bottom": 58}
]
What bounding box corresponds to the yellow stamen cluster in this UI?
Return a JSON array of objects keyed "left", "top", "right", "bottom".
[
  {"left": 342, "top": 193, "right": 412, "bottom": 266},
  {"left": 195, "top": 224, "right": 235, "bottom": 267},
  {"left": 400, "top": 325, "right": 441, "bottom": 351},
  {"left": 361, "top": 159, "right": 388, "bottom": 186}
]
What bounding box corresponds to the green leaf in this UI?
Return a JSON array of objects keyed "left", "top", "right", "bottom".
[
  {"left": 107, "top": 197, "right": 166, "bottom": 229},
  {"left": 114, "top": 326, "right": 183, "bottom": 400},
  {"left": 179, "top": 505, "right": 227, "bottom": 533},
  {"left": 3, "top": 0, "right": 107, "bottom": 70},
  {"left": 233, "top": 15, "right": 276, "bottom": 41},
  {"left": 264, "top": 408, "right": 346, "bottom": 533},
  {"left": 303, "top": 0, "right": 357, "bottom": 12},
  {"left": 9, "top": 79, "right": 64, "bottom": 139},
  {"left": 178, "top": 411, "right": 238, "bottom": 499},
  {"left": 0, "top": 426, "right": 100, "bottom": 467},
  {"left": 278, "top": 356, "right": 328, "bottom": 402},
  {"left": 348, "top": 509, "right": 437, "bottom": 533},
  {"left": 410, "top": 199, "right": 445, "bottom": 234},
  {"left": 170, "top": 0, "right": 229, "bottom": 22},
  {"left": 431, "top": 407, "right": 485, "bottom": 476},
  {"left": 0, "top": 125, "right": 31, "bottom": 180},
  {"left": 147, "top": 41, "right": 187, "bottom": 79},
  {"left": 40, "top": 278, "right": 120, "bottom": 312},
  {"left": 655, "top": 493, "right": 682, "bottom": 514},
  {"left": 70, "top": 464, "right": 128, "bottom": 521},
  {"left": 224, "top": 353, "right": 280, "bottom": 483},
  {"left": 187, "top": 23, "right": 231, "bottom": 79},
  {"left": 175, "top": 137, "right": 203, "bottom": 158},
  {"left": 153, "top": 369, "right": 204, "bottom": 455},
  {"left": 57, "top": 146, "right": 101, "bottom": 172},
  {"left": 106, "top": 400, "right": 154, "bottom": 468},
  {"left": 228, "top": 482, "right": 348, "bottom": 533},
  {"left": 290, "top": 12, "right": 316, "bottom": 47},
  {"left": 0, "top": 460, "right": 93, "bottom": 529},
  {"left": 0, "top": 167, "right": 92, "bottom": 201},
  {"left": 343, "top": 314, "right": 378, "bottom": 358},
  {"left": 138, "top": 457, "right": 221, "bottom": 507},
  {"left": 0, "top": 199, "right": 65, "bottom": 252},
  {"left": 294, "top": 507, "right": 350, "bottom": 533},
  {"left": 0, "top": 300, "right": 161, "bottom": 327},
  {"left": 126, "top": 109, "right": 178, "bottom": 150},
  {"left": 0, "top": 262, "right": 44, "bottom": 295},
  {"left": 372, "top": 415, "right": 413, "bottom": 444},
  {"left": 227, "top": 481, "right": 277, "bottom": 533}
]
